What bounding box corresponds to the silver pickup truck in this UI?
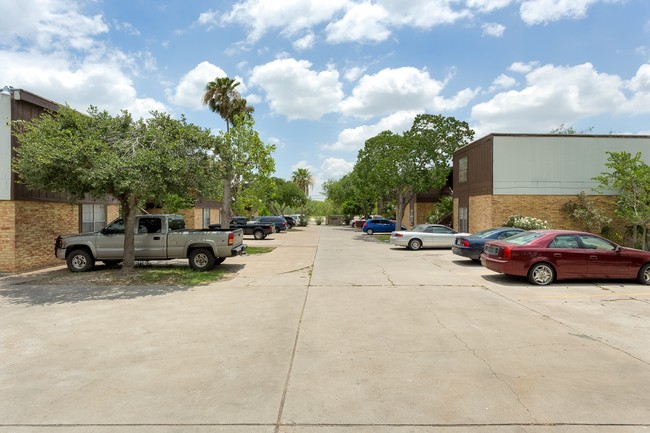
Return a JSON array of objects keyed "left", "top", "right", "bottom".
[{"left": 55, "top": 214, "right": 246, "bottom": 272}]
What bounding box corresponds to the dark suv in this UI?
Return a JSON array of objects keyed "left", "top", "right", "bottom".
[
  {"left": 283, "top": 216, "right": 296, "bottom": 229},
  {"left": 251, "top": 216, "right": 288, "bottom": 233}
]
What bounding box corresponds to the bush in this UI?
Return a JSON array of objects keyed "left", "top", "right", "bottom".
[
  {"left": 503, "top": 215, "right": 550, "bottom": 230},
  {"left": 315, "top": 216, "right": 324, "bottom": 225}
]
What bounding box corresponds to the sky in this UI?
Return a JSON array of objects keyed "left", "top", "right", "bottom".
[{"left": 1, "top": 0, "right": 649, "bottom": 199}]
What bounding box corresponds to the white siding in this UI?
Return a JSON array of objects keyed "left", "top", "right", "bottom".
[
  {"left": 492, "top": 135, "right": 650, "bottom": 195},
  {"left": 0, "top": 93, "right": 11, "bottom": 200}
]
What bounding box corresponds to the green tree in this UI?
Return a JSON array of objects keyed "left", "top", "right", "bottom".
[
  {"left": 13, "top": 105, "right": 217, "bottom": 270},
  {"left": 202, "top": 77, "right": 260, "bottom": 228},
  {"left": 550, "top": 123, "right": 594, "bottom": 134},
  {"left": 322, "top": 172, "right": 374, "bottom": 219},
  {"left": 291, "top": 168, "right": 315, "bottom": 196},
  {"left": 201, "top": 77, "right": 254, "bottom": 133},
  {"left": 594, "top": 151, "right": 650, "bottom": 249},
  {"left": 265, "top": 178, "right": 307, "bottom": 215},
  {"left": 426, "top": 195, "right": 453, "bottom": 224},
  {"left": 214, "top": 114, "right": 275, "bottom": 226},
  {"left": 561, "top": 191, "right": 611, "bottom": 233},
  {"left": 355, "top": 114, "right": 474, "bottom": 229}
]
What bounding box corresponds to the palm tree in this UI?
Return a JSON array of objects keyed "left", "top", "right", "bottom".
[
  {"left": 202, "top": 76, "right": 255, "bottom": 228},
  {"left": 201, "top": 77, "right": 254, "bottom": 133},
  {"left": 292, "top": 168, "right": 315, "bottom": 197}
]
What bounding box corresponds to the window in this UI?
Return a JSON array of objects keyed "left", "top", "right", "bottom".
[
  {"left": 577, "top": 234, "right": 616, "bottom": 251},
  {"left": 458, "top": 207, "right": 468, "bottom": 233},
  {"left": 138, "top": 217, "right": 162, "bottom": 234},
  {"left": 548, "top": 235, "right": 580, "bottom": 249},
  {"left": 459, "top": 156, "right": 468, "bottom": 183},
  {"left": 202, "top": 208, "right": 210, "bottom": 228},
  {"left": 81, "top": 204, "right": 106, "bottom": 232}
]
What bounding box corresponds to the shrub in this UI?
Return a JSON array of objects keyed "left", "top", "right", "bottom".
[
  {"left": 503, "top": 215, "right": 550, "bottom": 230},
  {"left": 315, "top": 216, "right": 324, "bottom": 225}
]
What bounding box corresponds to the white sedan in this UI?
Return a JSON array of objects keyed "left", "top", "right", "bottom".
[{"left": 389, "top": 224, "right": 470, "bottom": 250}]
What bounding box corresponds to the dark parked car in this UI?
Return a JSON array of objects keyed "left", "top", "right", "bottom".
[
  {"left": 283, "top": 216, "right": 296, "bottom": 229},
  {"left": 480, "top": 229, "right": 650, "bottom": 286},
  {"left": 251, "top": 216, "right": 288, "bottom": 233},
  {"left": 452, "top": 227, "right": 524, "bottom": 261},
  {"left": 209, "top": 217, "right": 274, "bottom": 240}
]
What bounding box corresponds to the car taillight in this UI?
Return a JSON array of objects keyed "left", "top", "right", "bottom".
[
  {"left": 394, "top": 233, "right": 403, "bottom": 237},
  {"left": 461, "top": 239, "right": 470, "bottom": 247},
  {"left": 502, "top": 245, "right": 513, "bottom": 260},
  {"left": 228, "top": 232, "right": 234, "bottom": 246}
]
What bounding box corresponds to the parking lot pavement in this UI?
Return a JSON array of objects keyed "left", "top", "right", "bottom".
[{"left": 1, "top": 225, "right": 649, "bottom": 433}]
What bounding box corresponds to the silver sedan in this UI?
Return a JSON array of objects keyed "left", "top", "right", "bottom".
[{"left": 389, "top": 224, "right": 469, "bottom": 250}]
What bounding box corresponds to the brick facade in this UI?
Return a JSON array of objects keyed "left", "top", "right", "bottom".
[{"left": 0, "top": 201, "right": 121, "bottom": 273}]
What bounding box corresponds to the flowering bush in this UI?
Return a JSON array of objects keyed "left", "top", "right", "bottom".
[{"left": 503, "top": 215, "right": 550, "bottom": 230}]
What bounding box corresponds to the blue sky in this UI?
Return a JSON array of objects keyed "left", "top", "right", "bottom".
[{"left": 1, "top": 0, "right": 649, "bottom": 199}]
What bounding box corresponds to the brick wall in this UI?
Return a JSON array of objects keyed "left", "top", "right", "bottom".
[
  {"left": 0, "top": 201, "right": 17, "bottom": 273},
  {"left": 468, "top": 195, "right": 493, "bottom": 232}
]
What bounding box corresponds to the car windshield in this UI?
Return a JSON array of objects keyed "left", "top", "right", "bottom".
[
  {"left": 410, "top": 225, "right": 429, "bottom": 232},
  {"left": 501, "top": 231, "right": 545, "bottom": 245}
]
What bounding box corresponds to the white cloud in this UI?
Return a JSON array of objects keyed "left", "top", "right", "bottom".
[
  {"left": 170, "top": 62, "right": 228, "bottom": 109},
  {"left": 219, "top": 0, "right": 349, "bottom": 43},
  {"left": 340, "top": 67, "right": 444, "bottom": 117},
  {"left": 344, "top": 66, "right": 366, "bottom": 82},
  {"left": 471, "top": 62, "right": 628, "bottom": 135},
  {"left": 326, "top": 2, "right": 391, "bottom": 43},
  {"left": 509, "top": 61, "right": 540, "bottom": 73},
  {"left": 293, "top": 33, "right": 316, "bottom": 51},
  {"left": 467, "top": 0, "right": 514, "bottom": 13},
  {"left": 482, "top": 22, "right": 506, "bottom": 37},
  {"left": 489, "top": 74, "right": 517, "bottom": 91},
  {"left": 625, "top": 63, "right": 650, "bottom": 112},
  {"left": 0, "top": 0, "right": 108, "bottom": 51},
  {"left": 519, "top": 0, "right": 601, "bottom": 25},
  {"left": 324, "top": 110, "right": 418, "bottom": 151},
  {"left": 249, "top": 58, "right": 343, "bottom": 120},
  {"left": 319, "top": 157, "right": 354, "bottom": 179}
]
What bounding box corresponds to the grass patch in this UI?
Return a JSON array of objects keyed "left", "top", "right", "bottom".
[
  {"left": 135, "top": 267, "right": 226, "bottom": 285},
  {"left": 375, "top": 234, "right": 391, "bottom": 242},
  {"left": 246, "top": 246, "right": 275, "bottom": 254}
]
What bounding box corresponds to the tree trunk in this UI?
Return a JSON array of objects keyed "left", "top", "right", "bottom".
[
  {"left": 121, "top": 195, "right": 138, "bottom": 271},
  {"left": 221, "top": 177, "right": 232, "bottom": 229}
]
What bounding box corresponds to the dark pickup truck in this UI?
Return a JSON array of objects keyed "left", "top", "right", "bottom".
[{"left": 210, "top": 217, "right": 274, "bottom": 240}]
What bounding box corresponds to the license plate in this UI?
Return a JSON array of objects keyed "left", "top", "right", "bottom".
[{"left": 485, "top": 245, "right": 499, "bottom": 255}]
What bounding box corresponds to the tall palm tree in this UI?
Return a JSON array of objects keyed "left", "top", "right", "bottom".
[
  {"left": 292, "top": 168, "right": 315, "bottom": 197},
  {"left": 202, "top": 76, "right": 255, "bottom": 229},
  {"left": 201, "top": 77, "right": 254, "bottom": 133}
]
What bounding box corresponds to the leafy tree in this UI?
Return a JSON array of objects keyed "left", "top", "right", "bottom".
[
  {"left": 561, "top": 191, "right": 611, "bottom": 233},
  {"left": 202, "top": 77, "right": 262, "bottom": 228},
  {"left": 355, "top": 114, "right": 473, "bottom": 229},
  {"left": 550, "top": 123, "right": 594, "bottom": 134},
  {"left": 291, "top": 168, "right": 315, "bottom": 196},
  {"left": 594, "top": 151, "right": 650, "bottom": 249},
  {"left": 13, "top": 105, "right": 217, "bottom": 270},
  {"left": 265, "top": 177, "right": 307, "bottom": 215},
  {"left": 323, "top": 172, "right": 374, "bottom": 219},
  {"left": 201, "top": 77, "right": 254, "bottom": 133},
  {"left": 426, "top": 195, "right": 453, "bottom": 224},
  {"left": 214, "top": 115, "right": 275, "bottom": 226}
]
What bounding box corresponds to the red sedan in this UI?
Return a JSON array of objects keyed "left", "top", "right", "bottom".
[{"left": 480, "top": 230, "right": 650, "bottom": 286}]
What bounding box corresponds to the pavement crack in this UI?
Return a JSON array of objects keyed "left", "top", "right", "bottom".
[{"left": 424, "top": 293, "right": 538, "bottom": 423}]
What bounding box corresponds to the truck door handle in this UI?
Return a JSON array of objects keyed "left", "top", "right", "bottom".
[{"left": 153, "top": 236, "right": 161, "bottom": 240}]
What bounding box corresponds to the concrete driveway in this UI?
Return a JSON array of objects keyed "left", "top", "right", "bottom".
[{"left": 1, "top": 225, "right": 649, "bottom": 433}]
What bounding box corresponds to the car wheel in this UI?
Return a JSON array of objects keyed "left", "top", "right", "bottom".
[
  {"left": 189, "top": 248, "right": 216, "bottom": 271},
  {"left": 527, "top": 262, "right": 554, "bottom": 286},
  {"left": 637, "top": 263, "right": 650, "bottom": 285},
  {"left": 366, "top": 228, "right": 374, "bottom": 235},
  {"left": 66, "top": 249, "right": 95, "bottom": 272},
  {"left": 408, "top": 239, "right": 422, "bottom": 250},
  {"left": 253, "top": 229, "right": 265, "bottom": 240},
  {"left": 275, "top": 226, "right": 280, "bottom": 233}
]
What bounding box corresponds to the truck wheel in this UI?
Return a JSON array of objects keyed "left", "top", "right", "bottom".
[
  {"left": 214, "top": 257, "right": 226, "bottom": 266},
  {"left": 253, "top": 229, "right": 265, "bottom": 240},
  {"left": 274, "top": 226, "right": 280, "bottom": 233},
  {"left": 67, "top": 249, "right": 95, "bottom": 272},
  {"left": 189, "top": 248, "right": 216, "bottom": 271}
]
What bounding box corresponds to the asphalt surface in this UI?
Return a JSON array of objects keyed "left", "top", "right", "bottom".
[{"left": 1, "top": 225, "right": 649, "bottom": 433}]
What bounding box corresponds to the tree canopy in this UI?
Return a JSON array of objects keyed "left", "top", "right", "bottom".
[
  {"left": 354, "top": 114, "right": 474, "bottom": 228},
  {"left": 594, "top": 151, "right": 650, "bottom": 249},
  {"left": 13, "top": 105, "right": 217, "bottom": 270}
]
